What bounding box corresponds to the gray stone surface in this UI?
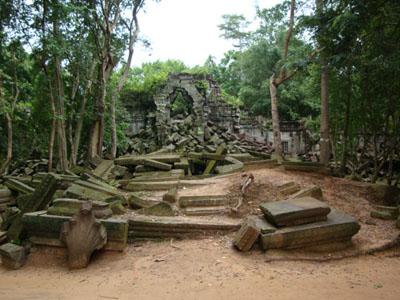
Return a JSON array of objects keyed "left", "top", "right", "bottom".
[
  {"left": 259, "top": 209, "right": 361, "bottom": 250},
  {"left": 0, "top": 243, "right": 28, "bottom": 269},
  {"left": 260, "top": 197, "right": 331, "bottom": 227}
]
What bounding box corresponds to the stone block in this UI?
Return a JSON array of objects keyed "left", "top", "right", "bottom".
[
  {"left": 0, "top": 243, "right": 28, "bottom": 269},
  {"left": 203, "top": 144, "right": 226, "bottom": 175},
  {"left": 202, "top": 153, "right": 226, "bottom": 161},
  {"left": 228, "top": 153, "right": 257, "bottom": 162},
  {"left": 233, "top": 218, "right": 260, "bottom": 252},
  {"left": 179, "top": 195, "right": 227, "bottom": 208},
  {"left": 7, "top": 173, "right": 63, "bottom": 241},
  {"left": 109, "top": 201, "right": 126, "bottom": 215},
  {"left": 129, "top": 195, "right": 155, "bottom": 209},
  {"left": 5, "top": 179, "right": 35, "bottom": 194},
  {"left": 47, "top": 199, "right": 112, "bottom": 219},
  {"left": 289, "top": 185, "right": 323, "bottom": 201},
  {"left": 370, "top": 184, "right": 400, "bottom": 206},
  {"left": 111, "top": 165, "right": 127, "bottom": 177},
  {"left": 259, "top": 209, "right": 360, "bottom": 250},
  {"left": 279, "top": 182, "right": 300, "bottom": 196},
  {"left": 0, "top": 188, "right": 13, "bottom": 198},
  {"left": 370, "top": 210, "right": 396, "bottom": 220},
  {"left": 215, "top": 157, "right": 244, "bottom": 175},
  {"left": 143, "top": 159, "right": 172, "bottom": 171},
  {"left": 243, "top": 159, "right": 278, "bottom": 171},
  {"left": 260, "top": 197, "right": 331, "bottom": 227},
  {"left": 115, "top": 154, "right": 181, "bottom": 166},
  {"left": 126, "top": 181, "right": 179, "bottom": 191},
  {"left": 135, "top": 165, "right": 155, "bottom": 172},
  {"left": 139, "top": 201, "right": 175, "bottom": 217},
  {"left": 22, "top": 212, "right": 128, "bottom": 251},
  {"left": 128, "top": 215, "right": 240, "bottom": 239},
  {"left": 64, "top": 184, "right": 111, "bottom": 202},
  {"left": 184, "top": 207, "right": 227, "bottom": 216},
  {"left": 163, "top": 188, "right": 177, "bottom": 203},
  {"left": 282, "top": 161, "right": 329, "bottom": 174},
  {"left": 92, "top": 160, "right": 114, "bottom": 179}
]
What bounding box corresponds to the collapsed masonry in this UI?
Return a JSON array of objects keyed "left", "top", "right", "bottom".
[{"left": 123, "top": 73, "right": 308, "bottom": 155}]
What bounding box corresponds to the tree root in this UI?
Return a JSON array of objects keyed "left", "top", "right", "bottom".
[{"left": 264, "top": 236, "right": 400, "bottom": 263}]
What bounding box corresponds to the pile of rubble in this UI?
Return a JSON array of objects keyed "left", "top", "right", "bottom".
[
  {"left": 123, "top": 115, "right": 271, "bottom": 156},
  {"left": 233, "top": 187, "right": 361, "bottom": 252}
]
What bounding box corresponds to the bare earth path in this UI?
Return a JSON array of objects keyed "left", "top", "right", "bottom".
[{"left": 1, "top": 239, "right": 399, "bottom": 300}]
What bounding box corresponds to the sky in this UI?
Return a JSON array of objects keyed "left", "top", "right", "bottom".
[{"left": 132, "top": 0, "right": 283, "bottom": 67}]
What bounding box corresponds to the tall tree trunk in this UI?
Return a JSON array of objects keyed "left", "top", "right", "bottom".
[
  {"left": 316, "top": 0, "right": 330, "bottom": 166},
  {"left": 0, "top": 79, "right": 12, "bottom": 174},
  {"left": 268, "top": 0, "right": 295, "bottom": 156},
  {"left": 270, "top": 75, "right": 282, "bottom": 156},
  {"left": 54, "top": 56, "right": 69, "bottom": 170},
  {"left": 43, "top": 65, "right": 56, "bottom": 172},
  {"left": 70, "top": 62, "right": 96, "bottom": 167},
  {"left": 0, "top": 54, "right": 19, "bottom": 174},
  {"left": 319, "top": 56, "right": 330, "bottom": 165},
  {"left": 110, "top": 2, "right": 142, "bottom": 158},
  {"left": 340, "top": 69, "right": 351, "bottom": 175},
  {"left": 53, "top": 6, "right": 69, "bottom": 170}
]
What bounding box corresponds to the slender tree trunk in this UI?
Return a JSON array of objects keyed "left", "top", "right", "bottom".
[
  {"left": 0, "top": 79, "right": 12, "bottom": 174},
  {"left": 70, "top": 63, "right": 96, "bottom": 167},
  {"left": 0, "top": 54, "right": 19, "bottom": 174},
  {"left": 270, "top": 75, "right": 282, "bottom": 156},
  {"left": 340, "top": 69, "right": 351, "bottom": 175},
  {"left": 268, "top": 0, "right": 296, "bottom": 156},
  {"left": 54, "top": 57, "right": 69, "bottom": 170},
  {"left": 43, "top": 65, "right": 57, "bottom": 172},
  {"left": 110, "top": 3, "right": 141, "bottom": 158},
  {"left": 319, "top": 57, "right": 330, "bottom": 165},
  {"left": 53, "top": 11, "right": 69, "bottom": 170},
  {"left": 316, "top": 0, "right": 330, "bottom": 165}
]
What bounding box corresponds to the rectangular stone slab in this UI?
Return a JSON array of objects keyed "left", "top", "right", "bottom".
[
  {"left": 128, "top": 215, "right": 240, "bottom": 236},
  {"left": 125, "top": 181, "right": 179, "bottom": 191},
  {"left": 289, "top": 185, "right": 323, "bottom": 201},
  {"left": 259, "top": 209, "right": 361, "bottom": 250},
  {"left": 7, "top": 173, "right": 62, "bottom": 240},
  {"left": 203, "top": 144, "right": 226, "bottom": 175},
  {"left": 143, "top": 159, "right": 172, "bottom": 171},
  {"left": 233, "top": 219, "right": 260, "bottom": 252},
  {"left": 115, "top": 154, "right": 181, "bottom": 166},
  {"left": 243, "top": 159, "right": 278, "bottom": 171},
  {"left": 0, "top": 188, "right": 13, "bottom": 198},
  {"left": 5, "top": 179, "right": 35, "bottom": 194},
  {"left": 260, "top": 197, "right": 331, "bottom": 227},
  {"left": 179, "top": 196, "right": 228, "bottom": 208},
  {"left": 184, "top": 207, "right": 227, "bottom": 216},
  {"left": 282, "top": 161, "right": 329, "bottom": 174},
  {"left": 22, "top": 212, "right": 128, "bottom": 251},
  {"left": 64, "top": 184, "right": 111, "bottom": 201},
  {"left": 92, "top": 160, "right": 114, "bottom": 179}
]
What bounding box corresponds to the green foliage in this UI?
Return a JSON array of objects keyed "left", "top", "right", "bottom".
[{"left": 120, "top": 59, "right": 187, "bottom": 111}]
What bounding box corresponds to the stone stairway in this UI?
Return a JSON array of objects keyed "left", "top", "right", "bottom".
[{"left": 178, "top": 195, "right": 229, "bottom": 216}]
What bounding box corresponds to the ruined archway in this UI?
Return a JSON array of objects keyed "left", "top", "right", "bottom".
[{"left": 153, "top": 73, "right": 242, "bottom": 146}]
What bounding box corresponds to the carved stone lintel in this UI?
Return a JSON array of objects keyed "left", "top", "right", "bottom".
[{"left": 60, "top": 201, "right": 107, "bottom": 269}]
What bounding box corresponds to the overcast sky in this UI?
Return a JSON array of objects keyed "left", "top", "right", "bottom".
[{"left": 132, "top": 0, "right": 283, "bottom": 67}]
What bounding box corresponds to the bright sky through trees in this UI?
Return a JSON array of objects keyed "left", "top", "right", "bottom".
[{"left": 133, "top": 0, "right": 282, "bottom": 67}]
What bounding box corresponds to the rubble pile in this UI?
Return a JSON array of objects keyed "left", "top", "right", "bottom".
[
  {"left": 233, "top": 193, "right": 361, "bottom": 252},
  {"left": 123, "top": 115, "right": 271, "bottom": 156}
]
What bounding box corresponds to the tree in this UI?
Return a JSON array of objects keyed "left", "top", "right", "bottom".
[
  {"left": 316, "top": 0, "right": 330, "bottom": 166},
  {"left": 109, "top": 0, "right": 144, "bottom": 159},
  {"left": 218, "top": 14, "right": 250, "bottom": 85},
  {"left": 269, "top": 0, "right": 296, "bottom": 156}
]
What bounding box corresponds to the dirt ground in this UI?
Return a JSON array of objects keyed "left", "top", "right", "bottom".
[{"left": 1, "top": 168, "right": 399, "bottom": 300}]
